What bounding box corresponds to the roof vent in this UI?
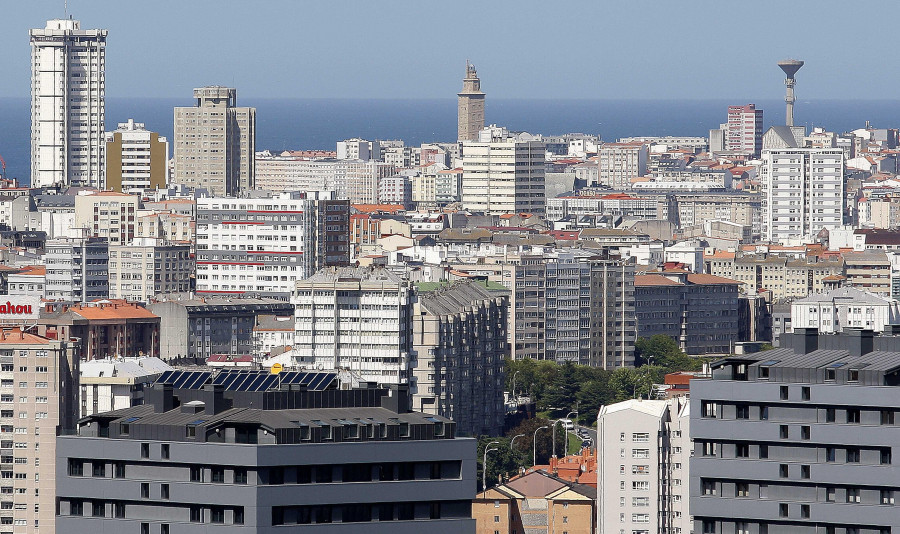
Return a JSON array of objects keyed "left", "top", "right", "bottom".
[{"left": 181, "top": 400, "right": 206, "bottom": 414}]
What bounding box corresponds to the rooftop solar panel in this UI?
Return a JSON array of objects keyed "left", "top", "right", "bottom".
[
  {"left": 156, "top": 370, "right": 176, "bottom": 384},
  {"left": 187, "top": 419, "right": 206, "bottom": 426},
  {"left": 247, "top": 374, "right": 267, "bottom": 391}
]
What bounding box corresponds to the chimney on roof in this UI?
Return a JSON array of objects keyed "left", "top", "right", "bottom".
[
  {"left": 792, "top": 327, "right": 819, "bottom": 355},
  {"left": 845, "top": 328, "right": 874, "bottom": 358}
]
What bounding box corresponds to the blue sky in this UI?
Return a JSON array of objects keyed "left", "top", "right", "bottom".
[{"left": 0, "top": 0, "right": 893, "bottom": 100}]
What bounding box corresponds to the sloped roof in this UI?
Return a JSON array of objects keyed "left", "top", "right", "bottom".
[
  {"left": 70, "top": 303, "right": 159, "bottom": 321},
  {"left": 599, "top": 398, "right": 669, "bottom": 418},
  {"left": 635, "top": 274, "right": 682, "bottom": 287},
  {"left": 793, "top": 286, "right": 892, "bottom": 305}
]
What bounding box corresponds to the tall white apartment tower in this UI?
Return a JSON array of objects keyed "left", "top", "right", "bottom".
[
  {"left": 597, "top": 398, "right": 692, "bottom": 534},
  {"left": 760, "top": 147, "right": 845, "bottom": 243},
  {"left": 30, "top": 19, "right": 107, "bottom": 189}
]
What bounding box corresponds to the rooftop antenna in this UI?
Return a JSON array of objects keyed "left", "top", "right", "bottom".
[{"left": 778, "top": 59, "right": 804, "bottom": 127}]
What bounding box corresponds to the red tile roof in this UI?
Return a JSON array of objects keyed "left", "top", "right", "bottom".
[
  {"left": 70, "top": 302, "right": 159, "bottom": 320},
  {"left": 635, "top": 274, "right": 683, "bottom": 287}
]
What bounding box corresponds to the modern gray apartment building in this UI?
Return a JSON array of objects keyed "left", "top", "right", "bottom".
[
  {"left": 56, "top": 376, "right": 475, "bottom": 533},
  {"left": 691, "top": 328, "right": 900, "bottom": 534}
]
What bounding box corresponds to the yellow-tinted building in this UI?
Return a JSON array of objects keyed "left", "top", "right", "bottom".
[
  {"left": 104, "top": 119, "right": 168, "bottom": 194},
  {"left": 473, "top": 470, "right": 597, "bottom": 534}
]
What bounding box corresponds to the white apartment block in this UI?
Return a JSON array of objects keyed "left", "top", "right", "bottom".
[
  {"left": 108, "top": 238, "right": 192, "bottom": 302},
  {"left": 0, "top": 331, "right": 79, "bottom": 534},
  {"left": 173, "top": 86, "right": 256, "bottom": 196},
  {"left": 292, "top": 266, "right": 413, "bottom": 384},
  {"left": 43, "top": 237, "right": 109, "bottom": 302},
  {"left": 134, "top": 212, "right": 193, "bottom": 244},
  {"left": 8, "top": 267, "right": 47, "bottom": 299},
  {"left": 461, "top": 128, "right": 545, "bottom": 215},
  {"left": 597, "top": 398, "right": 691, "bottom": 534},
  {"left": 253, "top": 153, "right": 395, "bottom": 203},
  {"left": 436, "top": 168, "right": 463, "bottom": 205},
  {"left": 378, "top": 174, "right": 411, "bottom": 207},
  {"left": 30, "top": 19, "right": 107, "bottom": 189},
  {"left": 790, "top": 286, "right": 900, "bottom": 334},
  {"left": 73, "top": 191, "right": 139, "bottom": 245},
  {"left": 599, "top": 142, "right": 649, "bottom": 189},
  {"left": 336, "top": 138, "right": 380, "bottom": 161},
  {"left": 195, "top": 194, "right": 316, "bottom": 299},
  {"left": 79, "top": 356, "right": 172, "bottom": 417},
  {"left": 761, "top": 148, "right": 845, "bottom": 243}
]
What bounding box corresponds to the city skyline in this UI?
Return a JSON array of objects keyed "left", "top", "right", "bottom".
[{"left": 2, "top": 1, "right": 899, "bottom": 101}]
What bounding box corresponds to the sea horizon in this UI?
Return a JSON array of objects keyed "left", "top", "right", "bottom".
[{"left": 2, "top": 97, "right": 900, "bottom": 184}]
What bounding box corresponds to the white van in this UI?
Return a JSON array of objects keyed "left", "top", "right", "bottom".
[{"left": 561, "top": 418, "right": 575, "bottom": 431}]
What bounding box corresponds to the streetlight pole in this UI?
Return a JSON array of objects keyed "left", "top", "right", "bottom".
[
  {"left": 510, "top": 433, "right": 525, "bottom": 451},
  {"left": 533, "top": 425, "right": 549, "bottom": 466},
  {"left": 482, "top": 441, "right": 500, "bottom": 492}
]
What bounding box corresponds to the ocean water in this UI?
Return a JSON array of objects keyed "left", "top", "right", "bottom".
[{"left": 3, "top": 97, "right": 900, "bottom": 185}]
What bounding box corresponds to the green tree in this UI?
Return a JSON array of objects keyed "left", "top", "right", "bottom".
[
  {"left": 477, "top": 436, "right": 524, "bottom": 492},
  {"left": 543, "top": 362, "right": 578, "bottom": 413},
  {"left": 635, "top": 335, "right": 703, "bottom": 372},
  {"left": 576, "top": 379, "right": 613, "bottom": 423},
  {"left": 608, "top": 365, "right": 665, "bottom": 402},
  {"left": 505, "top": 417, "right": 568, "bottom": 467}
]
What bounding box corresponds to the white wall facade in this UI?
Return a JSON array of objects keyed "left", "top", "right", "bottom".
[{"left": 30, "top": 19, "right": 107, "bottom": 188}]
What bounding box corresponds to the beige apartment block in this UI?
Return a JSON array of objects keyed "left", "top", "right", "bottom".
[
  {"left": 73, "top": 191, "right": 139, "bottom": 245},
  {"left": 0, "top": 331, "right": 79, "bottom": 534},
  {"left": 173, "top": 87, "right": 255, "bottom": 196},
  {"left": 108, "top": 238, "right": 192, "bottom": 302}
]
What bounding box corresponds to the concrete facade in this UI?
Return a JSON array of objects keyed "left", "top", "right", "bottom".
[
  {"left": 43, "top": 237, "right": 109, "bottom": 302},
  {"left": 194, "top": 194, "right": 317, "bottom": 299},
  {"left": 598, "top": 142, "right": 649, "bottom": 189},
  {"left": 79, "top": 356, "right": 172, "bottom": 417},
  {"left": 635, "top": 272, "right": 741, "bottom": 356},
  {"left": 109, "top": 239, "right": 192, "bottom": 302},
  {"left": 727, "top": 104, "right": 764, "bottom": 157},
  {"left": 173, "top": 87, "right": 255, "bottom": 196},
  {"left": 791, "top": 287, "right": 900, "bottom": 334},
  {"left": 597, "top": 398, "right": 691, "bottom": 534},
  {"left": 73, "top": 191, "right": 139, "bottom": 246},
  {"left": 412, "top": 281, "right": 508, "bottom": 436},
  {"left": 691, "top": 339, "right": 900, "bottom": 534},
  {"left": 104, "top": 119, "right": 168, "bottom": 194},
  {"left": 0, "top": 331, "right": 79, "bottom": 534},
  {"left": 30, "top": 19, "right": 107, "bottom": 189},
  {"left": 461, "top": 128, "right": 545, "bottom": 216},
  {"left": 292, "top": 266, "right": 413, "bottom": 384},
  {"left": 761, "top": 148, "right": 845, "bottom": 243},
  {"left": 56, "top": 383, "right": 475, "bottom": 533},
  {"left": 147, "top": 295, "right": 293, "bottom": 361}
]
